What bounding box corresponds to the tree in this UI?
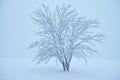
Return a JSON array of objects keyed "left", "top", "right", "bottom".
[{"left": 30, "top": 4, "right": 105, "bottom": 71}]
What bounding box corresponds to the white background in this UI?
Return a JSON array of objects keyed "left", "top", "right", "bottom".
[{"left": 0, "top": 0, "right": 120, "bottom": 80}]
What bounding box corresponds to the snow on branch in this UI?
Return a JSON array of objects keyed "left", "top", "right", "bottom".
[{"left": 30, "top": 4, "right": 105, "bottom": 71}]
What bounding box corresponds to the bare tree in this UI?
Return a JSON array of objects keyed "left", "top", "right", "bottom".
[{"left": 30, "top": 4, "right": 105, "bottom": 71}]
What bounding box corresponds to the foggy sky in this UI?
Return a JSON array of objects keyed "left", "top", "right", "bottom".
[{"left": 0, "top": 0, "right": 120, "bottom": 59}]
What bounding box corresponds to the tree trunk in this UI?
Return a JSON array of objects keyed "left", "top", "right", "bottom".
[
  {"left": 62, "top": 62, "right": 70, "bottom": 72},
  {"left": 60, "top": 56, "right": 72, "bottom": 72},
  {"left": 62, "top": 62, "right": 66, "bottom": 71},
  {"left": 66, "top": 62, "right": 70, "bottom": 71}
]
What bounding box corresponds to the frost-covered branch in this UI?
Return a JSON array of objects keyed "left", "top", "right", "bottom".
[{"left": 30, "top": 4, "right": 105, "bottom": 71}]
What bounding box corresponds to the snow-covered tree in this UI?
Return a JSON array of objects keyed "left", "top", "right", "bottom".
[{"left": 30, "top": 4, "right": 105, "bottom": 71}]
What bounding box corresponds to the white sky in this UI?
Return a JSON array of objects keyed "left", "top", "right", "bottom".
[{"left": 0, "top": 0, "right": 120, "bottom": 59}]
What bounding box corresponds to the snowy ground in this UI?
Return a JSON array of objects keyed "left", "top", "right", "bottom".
[{"left": 0, "top": 57, "right": 120, "bottom": 80}]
